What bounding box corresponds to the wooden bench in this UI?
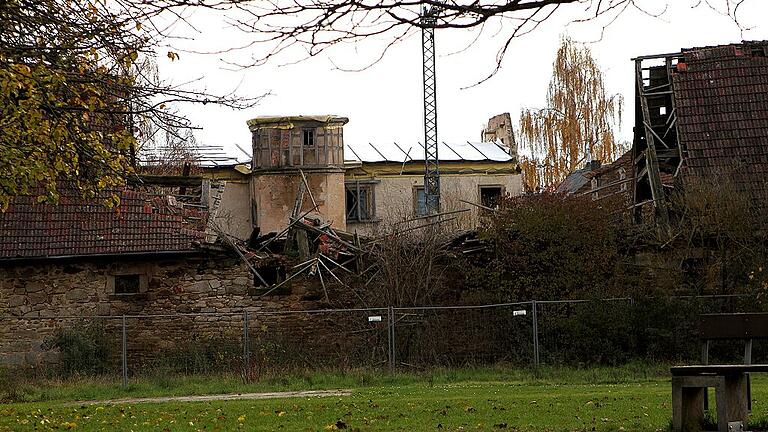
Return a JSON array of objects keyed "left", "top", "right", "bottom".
[{"left": 672, "top": 313, "right": 768, "bottom": 432}]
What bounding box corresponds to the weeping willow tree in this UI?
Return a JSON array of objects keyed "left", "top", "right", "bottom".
[{"left": 519, "top": 37, "right": 624, "bottom": 192}]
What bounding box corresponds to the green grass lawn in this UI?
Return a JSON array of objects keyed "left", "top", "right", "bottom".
[{"left": 1, "top": 365, "right": 766, "bottom": 431}]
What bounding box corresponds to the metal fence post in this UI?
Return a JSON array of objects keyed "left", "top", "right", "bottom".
[
  {"left": 531, "top": 300, "right": 540, "bottom": 367},
  {"left": 121, "top": 315, "right": 128, "bottom": 387},
  {"left": 387, "top": 306, "right": 395, "bottom": 373},
  {"left": 243, "top": 310, "right": 250, "bottom": 367}
]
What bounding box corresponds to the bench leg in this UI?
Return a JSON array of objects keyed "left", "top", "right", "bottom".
[
  {"left": 720, "top": 374, "right": 748, "bottom": 431},
  {"left": 673, "top": 377, "right": 706, "bottom": 432}
]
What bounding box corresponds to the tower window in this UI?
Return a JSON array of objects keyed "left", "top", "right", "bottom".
[{"left": 302, "top": 129, "right": 315, "bottom": 146}]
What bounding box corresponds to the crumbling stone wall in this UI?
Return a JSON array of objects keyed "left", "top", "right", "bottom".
[
  {"left": 482, "top": 113, "right": 517, "bottom": 160},
  {"left": 0, "top": 254, "right": 331, "bottom": 367}
]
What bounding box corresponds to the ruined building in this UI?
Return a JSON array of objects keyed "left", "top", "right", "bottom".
[
  {"left": 632, "top": 41, "right": 768, "bottom": 225},
  {"left": 245, "top": 113, "right": 522, "bottom": 237},
  {"left": 344, "top": 140, "right": 521, "bottom": 237},
  {"left": 556, "top": 41, "right": 768, "bottom": 221},
  {"left": 0, "top": 112, "right": 523, "bottom": 364},
  {"left": 248, "top": 115, "right": 348, "bottom": 234},
  {"left": 481, "top": 113, "right": 517, "bottom": 161}
]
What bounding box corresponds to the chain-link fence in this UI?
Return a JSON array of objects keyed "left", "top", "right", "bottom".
[{"left": 0, "top": 294, "right": 764, "bottom": 385}]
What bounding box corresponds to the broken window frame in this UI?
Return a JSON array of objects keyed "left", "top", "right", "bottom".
[
  {"left": 478, "top": 185, "right": 504, "bottom": 209},
  {"left": 345, "top": 180, "right": 377, "bottom": 222},
  {"left": 253, "top": 264, "right": 285, "bottom": 289}
]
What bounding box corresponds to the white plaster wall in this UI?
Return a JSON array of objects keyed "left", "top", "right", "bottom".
[
  {"left": 347, "top": 173, "right": 522, "bottom": 237},
  {"left": 214, "top": 182, "right": 253, "bottom": 241},
  {"left": 251, "top": 171, "right": 346, "bottom": 235}
]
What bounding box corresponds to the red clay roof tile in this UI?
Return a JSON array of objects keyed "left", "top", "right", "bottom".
[
  {"left": 673, "top": 41, "right": 768, "bottom": 198},
  {"left": 0, "top": 187, "right": 206, "bottom": 259}
]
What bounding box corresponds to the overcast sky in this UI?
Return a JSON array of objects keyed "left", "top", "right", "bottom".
[{"left": 157, "top": 1, "right": 767, "bottom": 162}]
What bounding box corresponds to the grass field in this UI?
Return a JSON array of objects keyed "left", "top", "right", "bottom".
[{"left": 1, "top": 364, "right": 766, "bottom": 431}]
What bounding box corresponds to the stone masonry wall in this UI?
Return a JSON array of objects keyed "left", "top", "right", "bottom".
[
  {"left": 482, "top": 113, "right": 517, "bottom": 160},
  {"left": 0, "top": 254, "right": 340, "bottom": 368}
]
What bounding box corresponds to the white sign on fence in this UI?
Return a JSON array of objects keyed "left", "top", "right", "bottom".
[
  {"left": 368, "top": 316, "right": 382, "bottom": 322},
  {"left": 513, "top": 310, "right": 527, "bottom": 316}
]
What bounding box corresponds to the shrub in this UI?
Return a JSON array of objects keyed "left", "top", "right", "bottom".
[
  {"left": 0, "top": 367, "right": 26, "bottom": 403},
  {"left": 470, "top": 193, "right": 623, "bottom": 302},
  {"left": 148, "top": 336, "right": 242, "bottom": 375},
  {"left": 42, "top": 322, "right": 113, "bottom": 376}
]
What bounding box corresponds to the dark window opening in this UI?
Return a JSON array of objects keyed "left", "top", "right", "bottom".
[
  {"left": 115, "top": 274, "right": 141, "bottom": 295},
  {"left": 302, "top": 129, "right": 315, "bottom": 146},
  {"left": 480, "top": 186, "right": 503, "bottom": 208},
  {"left": 346, "top": 183, "right": 374, "bottom": 221},
  {"left": 255, "top": 265, "right": 285, "bottom": 288}
]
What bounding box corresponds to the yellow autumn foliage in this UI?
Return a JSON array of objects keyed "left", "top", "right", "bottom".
[{"left": 519, "top": 36, "right": 624, "bottom": 192}]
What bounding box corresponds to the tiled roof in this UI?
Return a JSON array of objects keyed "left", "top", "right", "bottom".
[
  {"left": 0, "top": 187, "right": 207, "bottom": 260},
  {"left": 673, "top": 41, "right": 768, "bottom": 197},
  {"left": 555, "top": 167, "right": 593, "bottom": 195},
  {"left": 586, "top": 152, "right": 633, "bottom": 179},
  {"left": 572, "top": 151, "right": 635, "bottom": 196}
]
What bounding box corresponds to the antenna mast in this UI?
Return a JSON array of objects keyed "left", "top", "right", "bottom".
[{"left": 421, "top": 4, "right": 441, "bottom": 214}]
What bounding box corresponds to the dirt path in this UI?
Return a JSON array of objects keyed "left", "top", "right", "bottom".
[{"left": 74, "top": 389, "right": 352, "bottom": 406}]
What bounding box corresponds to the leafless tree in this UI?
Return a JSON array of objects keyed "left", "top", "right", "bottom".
[
  {"left": 360, "top": 198, "right": 467, "bottom": 306},
  {"left": 133, "top": 0, "right": 754, "bottom": 84}
]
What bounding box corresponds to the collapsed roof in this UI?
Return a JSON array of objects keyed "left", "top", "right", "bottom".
[
  {"left": 673, "top": 41, "right": 768, "bottom": 197},
  {"left": 0, "top": 186, "right": 207, "bottom": 260},
  {"left": 630, "top": 40, "right": 768, "bottom": 225}
]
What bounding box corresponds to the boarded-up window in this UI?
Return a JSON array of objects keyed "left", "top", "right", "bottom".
[
  {"left": 618, "top": 167, "right": 628, "bottom": 192},
  {"left": 591, "top": 178, "right": 599, "bottom": 201}
]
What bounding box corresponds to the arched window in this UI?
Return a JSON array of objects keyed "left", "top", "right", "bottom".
[
  {"left": 618, "top": 167, "right": 627, "bottom": 192},
  {"left": 591, "top": 177, "right": 599, "bottom": 201}
]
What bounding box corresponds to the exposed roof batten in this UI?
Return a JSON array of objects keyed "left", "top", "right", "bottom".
[{"left": 344, "top": 141, "right": 513, "bottom": 163}]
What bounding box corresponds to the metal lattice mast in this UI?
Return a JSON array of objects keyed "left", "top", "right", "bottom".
[{"left": 422, "top": 5, "right": 440, "bottom": 214}]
